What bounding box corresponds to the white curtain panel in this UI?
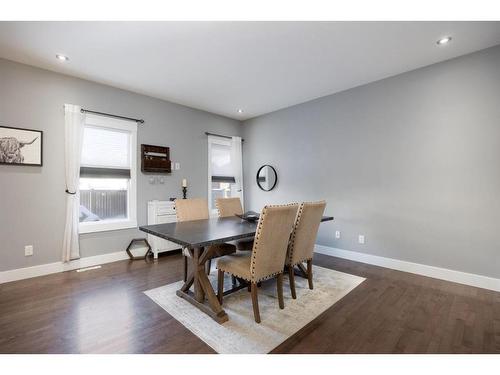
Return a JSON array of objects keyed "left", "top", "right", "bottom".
[
  {"left": 230, "top": 136, "right": 244, "bottom": 208},
  {"left": 62, "top": 104, "right": 85, "bottom": 262}
]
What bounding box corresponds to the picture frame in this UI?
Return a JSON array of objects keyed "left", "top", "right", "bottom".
[{"left": 0, "top": 125, "right": 43, "bottom": 166}]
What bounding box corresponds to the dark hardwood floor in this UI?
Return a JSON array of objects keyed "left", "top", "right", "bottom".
[{"left": 1, "top": 252, "right": 499, "bottom": 353}]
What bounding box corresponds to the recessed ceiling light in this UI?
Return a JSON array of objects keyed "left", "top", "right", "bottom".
[
  {"left": 237, "top": 109, "right": 243, "bottom": 114},
  {"left": 56, "top": 54, "right": 69, "bottom": 61},
  {"left": 436, "top": 36, "right": 452, "bottom": 46}
]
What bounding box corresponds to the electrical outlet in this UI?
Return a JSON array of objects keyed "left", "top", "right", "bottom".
[
  {"left": 175, "top": 162, "right": 180, "bottom": 170},
  {"left": 24, "top": 245, "right": 33, "bottom": 256},
  {"left": 358, "top": 235, "right": 365, "bottom": 244},
  {"left": 335, "top": 230, "right": 341, "bottom": 239}
]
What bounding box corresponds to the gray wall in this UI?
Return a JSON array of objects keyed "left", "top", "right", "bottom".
[
  {"left": 242, "top": 45, "right": 500, "bottom": 279},
  {"left": 0, "top": 58, "right": 241, "bottom": 272}
]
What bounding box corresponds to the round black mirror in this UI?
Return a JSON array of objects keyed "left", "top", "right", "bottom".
[{"left": 256, "top": 165, "right": 277, "bottom": 191}]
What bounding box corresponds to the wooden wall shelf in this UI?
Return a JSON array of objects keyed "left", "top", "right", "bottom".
[{"left": 141, "top": 144, "right": 171, "bottom": 173}]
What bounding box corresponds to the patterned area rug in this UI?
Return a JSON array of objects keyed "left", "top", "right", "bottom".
[{"left": 144, "top": 265, "right": 365, "bottom": 353}]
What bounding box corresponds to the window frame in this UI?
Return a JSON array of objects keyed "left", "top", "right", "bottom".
[
  {"left": 207, "top": 135, "right": 234, "bottom": 216},
  {"left": 79, "top": 114, "right": 138, "bottom": 234}
]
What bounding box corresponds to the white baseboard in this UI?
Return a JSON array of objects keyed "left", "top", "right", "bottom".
[
  {"left": 0, "top": 251, "right": 129, "bottom": 284},
  {"left": 4, "top": 244, "right": 499, "bottom": 292},
  {"left": 314, "top": 244, "right": 500, "bottom": 293}
]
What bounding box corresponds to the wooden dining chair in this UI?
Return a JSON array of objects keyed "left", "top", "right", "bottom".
[
  {"left": 286, "top": 200, "right": 326, "bottom": 299},
  {"left": 215, "top": 197, "right": 254, "bottom": 251},
  {"left": 216, "top": 203, "right": 299, "bottom": 323},
  {"left": 175, "top": 198, "right": 236, "bottom": 281}
]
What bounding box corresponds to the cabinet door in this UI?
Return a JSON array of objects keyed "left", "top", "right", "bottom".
[{"left": 154, "top": 215, "right": 180, "bottom": 252}]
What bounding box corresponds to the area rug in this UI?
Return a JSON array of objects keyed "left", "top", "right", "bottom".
[{"left": 144, "top": 265, "right": 365, "bottom": 353}]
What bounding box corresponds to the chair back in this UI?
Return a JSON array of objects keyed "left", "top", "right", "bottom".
[
  {"left": 287, "top": 201, "right": 326, "bottom": 265},
  {"left": 215, "top": 197, "right": 244, "bottom": 218},
  {"left": 175, "top": 198, "right": 209, "bottom": 222},
  {"left": 250, "top": 204, "right": 299, "bottom": 282}
]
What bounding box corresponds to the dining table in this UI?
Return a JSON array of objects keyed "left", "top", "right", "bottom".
[{"left": 139, "top": 214, "right": 334, "bottom": 323}]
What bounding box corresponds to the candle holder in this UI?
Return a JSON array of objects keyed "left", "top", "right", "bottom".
[{"left": 182, "top": 186, "right": 187, "bottom": 199}]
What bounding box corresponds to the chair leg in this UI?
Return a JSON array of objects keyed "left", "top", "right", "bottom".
[
  {"left": 288, "top": 266, "right": 297, "bottom": 299},
  {"left": 206, "top": 259, "right": 212, "bottom": 275},
  {"left": 277, "top": 273, "right": 284, "bottom": 309},
  {"left": 231, "top": 275, "right": 237, "bottom": 286},
  {"left": 183, "top": 256, "right": 188, "bottom": 282},
  {"left": 251, "top": 282, "right": 261, "bottom": 323},
  {"left": 217, "top": 269, "right": 224, "bottom": 305},
  {"left": 307, "top": 259, "right": 313, "bottom": 290}
]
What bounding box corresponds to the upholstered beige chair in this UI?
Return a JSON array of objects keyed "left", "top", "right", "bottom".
[
  {"left": 215, "top": 197, "right": 243, "bottom": 218},
  {"left": 216, "top": 203, "right": 299, "bottom": 323},
  {"left": 286, "top": 200, "right": 326, "bottom": 299},
  {"left": 175, "top": 198, "right": 236, "bottom": 281},
  {"left": 215, "top": 197, "right": 254, "bottom": 251},
  {"left": 176, "top": 198, "right": 210, "bottom": 221}
]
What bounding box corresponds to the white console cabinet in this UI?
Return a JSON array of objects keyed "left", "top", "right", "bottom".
[{"left": 147, "top": 200, "right": 181, "bottom": 258}]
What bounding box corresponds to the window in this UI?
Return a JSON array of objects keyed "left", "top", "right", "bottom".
[
  {"left": 79, "top": 114, "right": 137, "bottom": 233},
  {"left": 207, "top": 135, "right": 243, "bottom": 215}
]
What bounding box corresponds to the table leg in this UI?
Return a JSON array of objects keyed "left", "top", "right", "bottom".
[
  {"left": 176, "top": 245, "right": 229, "bottom": 324},
  {"left": 198, "top": 271, "right": 225, "bottom": 316},
  {"left": 180, "top": 272, "right": 194, "bottom": 292},
  {"left": 180, "top": 247, "right": 195, "bottom": 292},
  {"left": 193, "top": 246, "right": 205, "bottom": 303}
]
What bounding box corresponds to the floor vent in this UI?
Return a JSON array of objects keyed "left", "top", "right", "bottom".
[{"left": 76, "top": 265, "right": 102, "bottom": 273}]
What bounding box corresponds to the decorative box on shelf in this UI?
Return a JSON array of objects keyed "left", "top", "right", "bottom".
[{"left": 147, "top": 200, "right": 181, "bottom": 259}]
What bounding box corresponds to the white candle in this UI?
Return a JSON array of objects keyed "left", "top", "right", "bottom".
[{"left": 182, "top": 179, "right": 187, "bottom": 188}]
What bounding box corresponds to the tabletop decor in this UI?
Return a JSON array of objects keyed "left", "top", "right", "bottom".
[
  {"left": 235, "top": 211, "right": 260, "bottom": 222},
  {"left": 0, "top": 125, "right": 43, "bottom": 166}
]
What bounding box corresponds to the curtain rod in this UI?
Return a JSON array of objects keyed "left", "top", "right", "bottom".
[
  {"left": 205, "top": 132, "right": 244, "bottom": 142},
  {"left": 81, "top": 108, "right": 145, "bottom": 124}
]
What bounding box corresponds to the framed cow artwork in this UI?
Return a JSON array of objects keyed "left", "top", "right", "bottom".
[{"left": 0, "top": 125, "right": 43, "bottom": 166}]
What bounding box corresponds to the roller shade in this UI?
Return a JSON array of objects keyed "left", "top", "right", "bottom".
[
  {"left": 80, "top": 167, "right": 131, "bottom": 179},
  {"left": 80, "top": 123, "right": 132, "bottom": 179},
  {"left": 210, "top": 143, "right": 233, "bottom": 177},
  {"left": 211, "top": 175, "right": 236, "bottom": 183},
  {"left": 210, "top": 142, "right": 235, "bottom": 183},
  {"left": 81, "top": 126, "right": 131, "bottom": 169}
]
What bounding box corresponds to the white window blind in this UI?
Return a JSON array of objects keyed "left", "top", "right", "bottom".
[
  {"left": 81, "top": 126, "right": 130, "bottom": 169},
  {"left": 210, "top": 142, "right": 234, "bottom": 182}
]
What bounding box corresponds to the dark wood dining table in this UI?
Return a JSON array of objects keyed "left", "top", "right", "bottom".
[{"left": 139, "top": 215, "right": 334, "bottom": 323}]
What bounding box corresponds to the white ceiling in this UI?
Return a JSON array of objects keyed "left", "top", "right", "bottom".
[{"left": 0, "top": 21, "right": 499, "bottom": 120}]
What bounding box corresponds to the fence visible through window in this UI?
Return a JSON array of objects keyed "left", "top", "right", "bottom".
[{"left": 79, "top": 189, "right": 127, "bottom": 222}]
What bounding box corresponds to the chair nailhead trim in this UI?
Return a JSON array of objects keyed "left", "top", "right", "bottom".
[
  {"left": 250, "top": 203, "right": 298, "bottom": 282},
  {"left": 287, "top": 202, "right": 304, "bottom": 265},
  {"left": 220, "top": 203, "right": 300, "bottom": 283},
  {"left": 286, "top": 200, "right": 326, "bottom": 265}
]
